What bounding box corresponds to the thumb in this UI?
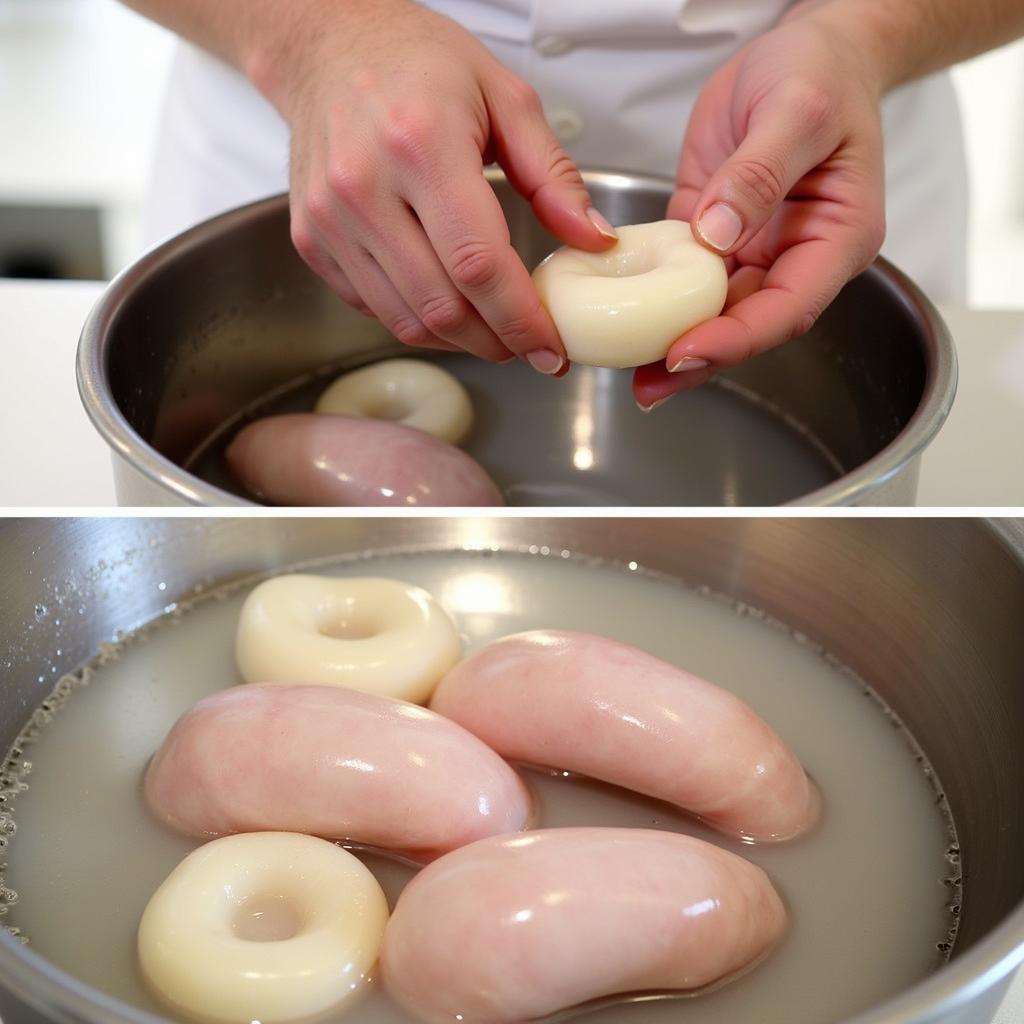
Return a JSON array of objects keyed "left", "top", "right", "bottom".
[
  {"left": 690, "top": 99, "right": 836, "bottom": 255},
  {"left": 486, "top": 79, "right": 617, "bottom": 252}
]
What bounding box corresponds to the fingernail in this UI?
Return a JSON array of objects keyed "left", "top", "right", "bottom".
[
  {"left": 668, "top": 356, "right": 709, "bottom": 373},
  {"left": 637, "top": 396, "right": 672, "bottom": 413},
  {"left": 587, "top": 207, "right": 618, "bottom": 241},
  {"left": 696, "top": 202, "right": 742, "bottom": 252},
  {"left": 526, "top": 348, "right": 565, "bottom": 375}
]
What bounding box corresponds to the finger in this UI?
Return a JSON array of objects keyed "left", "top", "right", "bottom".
[
  {"left": 343, "top": 247, "right": 464, "bottom": 354},
  {"left": 290, "top": 214, "right": 376, "bottom": 316},
  {"left": 298, "top": 166, "right": 463, "bottom": 349},
  {"left": 689, "top": 86, "right": 842, "bottom": 256},
  {"left": 366, "top": 203, "right": 514, "bottom": 362},
  {"left": 641, "top": 265, "right": 764, "bottom": 383},
  {"left": 664, "top": 232, "right": 868, "bottom": 371},
  {"left": 396, "top": 336, "right": 465, "bottom": 353},
  {"left": 666, "top": 183, "right": 700, "bottom": 225},
  {"left": 632, "top": 362, "right": 717, "bottom": 410},
  {"left": 702, "top": 159, "right": 884, "bottom": 273},
  {"left": 314, "top": 261, "right": 377, "bottom": 319},
  {"left": 485, "top": 75, "right": 618, "bottom": 251},
  {"left": 725, "top": 264, "right": 767, "bottom": 306},
  {"left": 408, "top": 160, "right": 569, "bottom": 374}
]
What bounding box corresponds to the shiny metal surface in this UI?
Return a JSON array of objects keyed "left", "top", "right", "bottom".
[
  {"left": 1, "top": 517, "right": 1022, "bottom": 1024},
  {"left": 77, "top": 172, "right": 956, "bottom": 507}
]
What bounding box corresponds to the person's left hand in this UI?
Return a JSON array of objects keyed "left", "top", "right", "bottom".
[{"left": 633, "top": 10, "right": 887, "bottom": 410}]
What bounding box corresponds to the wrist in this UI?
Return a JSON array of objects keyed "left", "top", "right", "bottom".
[
  {"left": 785, "top": 0, "right": 1024, "bottom": 90},
  {"left": 242, "top": 0, "right": 411, "bottom": 119},
  {"left": 780, "top": 0, "right": 907, "bottom": 95},
  {"left": 241, "top": 0, "right": 323, "bottom": 118}
]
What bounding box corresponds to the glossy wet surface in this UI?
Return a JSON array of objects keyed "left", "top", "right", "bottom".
[{"left": 3, "top": 550, "right": 956, "bottom": 1023}]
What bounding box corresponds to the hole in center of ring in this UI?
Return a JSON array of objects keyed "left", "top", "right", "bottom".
[
  {"left": 602, "top": 250, "right": 657, "bottom": 279},
  {"left": 232, "top": 894, "right": 303, "bottom": 943},
  {"left": 367, "top": 396, "right": 412, "bottom": 422},
  {"left": 319, "top": 613, "right": 378, "bottom": 640}
]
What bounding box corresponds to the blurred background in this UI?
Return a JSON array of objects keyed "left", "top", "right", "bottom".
[{"left": 2, "top": 0, "right": 1022, "bottom": 306}]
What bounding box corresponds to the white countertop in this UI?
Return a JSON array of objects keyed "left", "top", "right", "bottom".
[
  {"left": 0, "top": 278, "right": 1021, "bottom": 508},
  {"left": 0, "top": 1, "right": 175, "bottom": 275},
  {"left": 996, "top": 972, "right": 1023, "bottom": 1024},
  {"left": 1, "top": 280, "right": 116, "bottom": 506}
]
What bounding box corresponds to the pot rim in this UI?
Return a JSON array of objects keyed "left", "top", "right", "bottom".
[
  {"left": 1, "top": 519, "right": 1022, "bottom": 1024},
  {"left": 75, "top": 171, "right": 957, "bottom": 508}
]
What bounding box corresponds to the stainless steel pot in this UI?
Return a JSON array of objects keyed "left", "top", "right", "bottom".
[
  {"left": 77, "top": 172, "right": 956, "bottom": 507},
  {"left": 0, "top": 517, "right": 1022, "bottom": 1024}
]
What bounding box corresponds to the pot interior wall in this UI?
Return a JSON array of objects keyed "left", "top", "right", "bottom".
[
  {"left": 2, "top": 518, "right": 1022, "bottom": 966},
  {"left": 99, "top": 178, "right": 929, "bottom": 499}
]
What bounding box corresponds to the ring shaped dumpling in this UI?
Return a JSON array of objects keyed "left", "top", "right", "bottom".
[
  {"left": 532, "top": 220, "right": 728, "bottom": 368},
  {"left": 236, "top": 574, "right": 461, "bottom": 703},
  {"left": 315, "top": 358, "right": 474, "bottom": 445},
  {"left": 138, "top": 832, "right": 389, "bottom": 1024}
]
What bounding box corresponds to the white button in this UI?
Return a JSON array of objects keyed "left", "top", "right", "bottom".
[
  {"left": 535, "top": 35, "right": 573, "bottom": 57},
  {"left": 549, "top": 109, "right": 584, "bottom": 143}
]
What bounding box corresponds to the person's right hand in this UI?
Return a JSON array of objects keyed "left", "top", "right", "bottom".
[{"left": 271, "top": 0, "right": 617, "bottom": 373}]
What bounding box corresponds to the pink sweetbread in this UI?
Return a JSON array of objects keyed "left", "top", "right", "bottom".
[{"left": 430, "top": 629, "right": 819, "bottom": 841}]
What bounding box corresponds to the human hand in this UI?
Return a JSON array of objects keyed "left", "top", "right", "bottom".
[
  {"left": 274, "top": 0, "right": 616, "bottom": 373},
  {"left": 633, "top": 10, "right": 886, "bottom": 409}
]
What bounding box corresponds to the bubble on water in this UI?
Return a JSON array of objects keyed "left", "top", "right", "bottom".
[
  {"left": 33, "top": 605, "right": 46, "bottom": 621},
  {"left": 96, "top": 643, "right": 118, "bottom": 666}
]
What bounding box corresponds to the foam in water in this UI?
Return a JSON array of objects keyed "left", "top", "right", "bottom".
[{"left": 1, "top": 549, "right": 959, "bottom": 1024}]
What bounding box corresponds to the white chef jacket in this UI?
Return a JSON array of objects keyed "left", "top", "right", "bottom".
[{"left": 144, "top": 0, "right": 967, "bottom": 302}]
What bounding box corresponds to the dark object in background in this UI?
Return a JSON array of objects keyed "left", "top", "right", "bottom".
[{"left": 0, "top": 204, "right": 103, "bottom": 280}]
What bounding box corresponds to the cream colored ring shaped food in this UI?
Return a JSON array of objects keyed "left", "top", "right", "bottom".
[
  {"left": 315, "top": 358, "right": 474, "bottom": 445},
  {"left": 236, "top": 574, "right": 462, "bottom": 703},
  {"left": 531, "top": 220, "right": 728, "bottom": 368},
  {"left": 137, "top": 832, "right": 389, "bottom": 1024}
]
